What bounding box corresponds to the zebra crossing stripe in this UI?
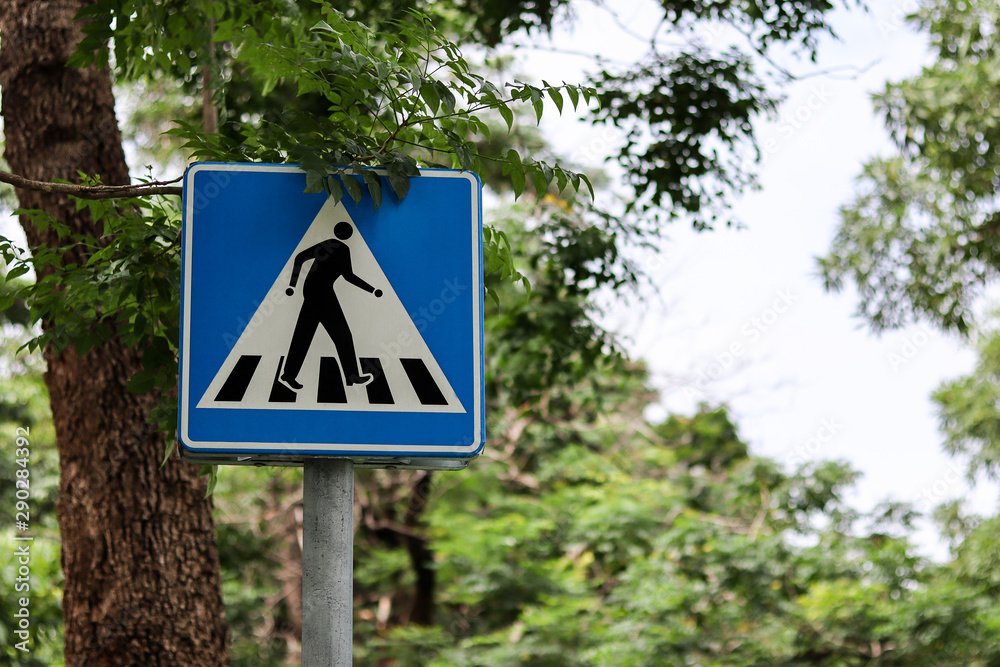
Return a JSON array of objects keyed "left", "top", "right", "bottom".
[
  {"left": 360, "top": 358, "right": 393, "bottom": 405},
  {"left": 318, "top": 357, "right": 347, "bottom": 404},
  {"left": 400, "top": 358, "right": 448, "bottom": 406},
  {"left": 215, "top": 354, "right": 455, "bottom": 408},
  {"left": 269, "top": 357, "right": 297, "bottom": 403},
  {"left": 214, "top": 355, "right": 261, "bottom": 402}
]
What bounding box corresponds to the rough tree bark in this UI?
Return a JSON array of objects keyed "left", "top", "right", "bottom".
[{"left": 0, "top": 2, "right": 229, "bottom": 664}]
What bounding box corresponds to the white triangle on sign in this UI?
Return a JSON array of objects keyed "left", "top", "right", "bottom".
[{"left": 196, "top": 199, "right": 466, "bottom": 414}]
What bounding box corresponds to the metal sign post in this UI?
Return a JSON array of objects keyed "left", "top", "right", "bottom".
[{"left": 301, "top": 458, "right": 355, "bottom": 666}]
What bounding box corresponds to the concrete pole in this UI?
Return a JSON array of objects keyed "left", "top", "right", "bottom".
[{"left": 302, "top": 458, "right": 355, "bottom": 666}]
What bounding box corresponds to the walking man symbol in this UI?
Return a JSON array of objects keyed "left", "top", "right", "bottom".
[{"left": 280, "top": 221, "right": 383, "bottom": 391}]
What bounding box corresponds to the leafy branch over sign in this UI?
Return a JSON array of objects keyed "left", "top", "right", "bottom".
[
  {"left": 6, "top": 8, "right": 597, "bottom": 215},
  {"left": 200, "top": 7, "right": 598, "bottom": 207}
]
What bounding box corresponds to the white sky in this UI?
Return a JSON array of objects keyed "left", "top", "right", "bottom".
[{"left": 503, "top": 0, "right": 999, "bottom": 557}]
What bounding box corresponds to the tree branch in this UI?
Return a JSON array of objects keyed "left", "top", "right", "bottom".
[
  {"left": 0, "top": 171, "right": 183, "bottom": 199},
  {"left": 202, "top": 0, "right": 219, "bottom": 134}
]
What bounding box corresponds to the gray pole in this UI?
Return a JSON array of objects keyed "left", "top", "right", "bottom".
[{"left": 302, "top": 458, "right": 355, "bottom": 666}]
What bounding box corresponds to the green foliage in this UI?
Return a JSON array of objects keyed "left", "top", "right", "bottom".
[
  {"left": 360, "top": 401, "right": 1000, "bottom": 666},
  {"left": 819, "top": 0, "right": 1000, "bottom": 335},
  {"left": 96, "top": 2, "right": 598, "bottom": 209},
  {"left": 819, "top": 153, "right": 1000, "bottom": 335},
  {"left": 213, "top": 467, "right": 302, "bottom": 666},
  {"left": 589, "top": 0, "right": 857, "bottom": 230},
  {"left": 655, "top": 0, "right": 850, "bottom": 53},
  {"left": 0, "top": 281, "right": 29, "bottom": 328},
  {"left": 818, "top": 2, "right": 1000, "bottom": 616},
  {"left": 0, "top": 181, "right": 182, "bottom": 436},
  {"left": 445, "top": 0, "right": 570, "bottom": 47},
  {"left": 933, "top": 329, "right": 1000, "bottom": 480},
  {"left": 595, "top": 48, "right": 776, "bottom": 229},
  {"left": 72, "top": 0, "right": 857, "bottom": 232},
  {"left": 813, "top": 5, "right": 1000, "bottom": 662},
  {"left": 485, "top": 200, "right": 639, "bottom": 408}
]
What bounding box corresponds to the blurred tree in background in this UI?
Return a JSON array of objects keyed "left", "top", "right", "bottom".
[{"left": 820, "top": 0, "right": 1000, "bottom": 663}]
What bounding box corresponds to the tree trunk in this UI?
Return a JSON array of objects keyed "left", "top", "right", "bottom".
[
  {"left": 403, "top": 471, "right": 435, "bottom": 626},
  {"left": 0, "top": 2, "right": 229, "bottom": 665}
]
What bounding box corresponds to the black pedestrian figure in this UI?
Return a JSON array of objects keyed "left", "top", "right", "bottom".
[{"left": 281, "top": 222, "right": 382, "bottom": 390}]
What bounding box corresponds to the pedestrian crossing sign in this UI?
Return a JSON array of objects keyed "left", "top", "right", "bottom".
[{"left": 177, "top": 163, "right": 485, "bottom": 467}]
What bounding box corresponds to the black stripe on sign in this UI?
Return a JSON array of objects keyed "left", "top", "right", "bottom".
[
  {"left": 400, "top": 358, "right": 448, "bottom": 405},
  {"left": 360, "top": 358, "right": 394, "bottom": 405},
  {"left": 268, "top": 357, "right": 297, "bottom": 403},
  {"left": 215, "top": 355, "right": 261, "bottom": 402},
  {"left": 317, "top": 357, "right": 348, "bottom": 404}
]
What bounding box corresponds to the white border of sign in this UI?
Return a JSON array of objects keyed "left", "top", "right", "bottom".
[{"left": 178, "top": 163, "right": 484, "bottom": 463}]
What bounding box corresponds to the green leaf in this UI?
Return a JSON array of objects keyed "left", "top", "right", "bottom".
[
  {"left": 531, "top": 163, "right": 550, "bottom": 196},
  {"left": 160, "top": 438, "right": 176, "bottom": 468},
  {"left": 506, "top": 149, "right": 525, "bottom": 198},
  {"left": 361, "top": 170, "right": 383, "bottom": 209},
  {"left": 325, "top": 177, "right": 344, "bottom": 204},
  {"left": 505, "top": 148, "right": 522, "bottom": 169},
  {"left": 472, "top": 116, "right": 491, "bottom": 142},
  {"left": 387, "top": 170, "right": 410, "bottom": 200},
  {"left": 126, "top": 369, "right": 156, "bottom": 394},
  {"left": 342, "top": 175, "right": 363, "bottom": 204},
  {"left": 2, "top": 263, "right": 29, "bottom": 282},
  {"left": 566, "top": 84, "right": 580, "bottom": 110},
  {"left": 546, "top": 84, "right": 564, "bottom": 114},
  {"left": 497, "top": 103, "right": 514, "bottom": 132},
  {"left": 212, "top": 19, "right": 236, "bottom": 42},
  {"left": 305, "top": 169, "right": 325, "bottom": 194},
  {"left": 554, "top": 166, "right": 569, "bottom": 193},
  {"left": 434, "top": 81, "right": 457, "bottom": 113},
  {"left": 200, "top": 465, "right": 219, "bottom": 497},
  {"left": 344, "top": 138, "right": 364, "bottom": 156},
  {"left": 420, "top": 81, "right": 440, "bottom": 115},
  {"left": 74, "top": 2, "right": 112, "bottom": 20}
]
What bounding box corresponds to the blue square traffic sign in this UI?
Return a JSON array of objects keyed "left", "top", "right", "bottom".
[{"left": 178, "top": 163, "right": 485, "bottom": 466}]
